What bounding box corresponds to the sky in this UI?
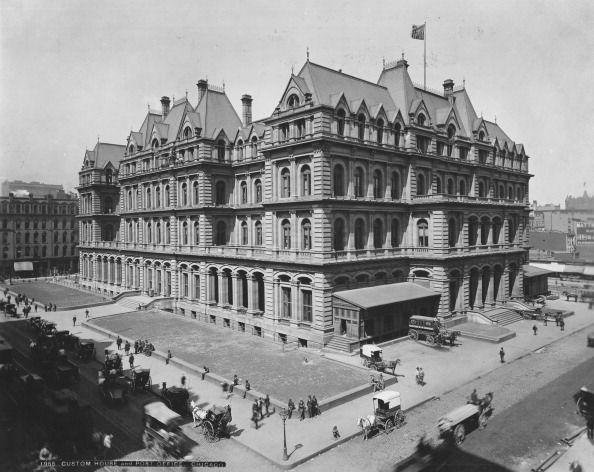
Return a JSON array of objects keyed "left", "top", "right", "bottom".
[{"left": 1, "top": 0, "right": 593, "bottom": 205}]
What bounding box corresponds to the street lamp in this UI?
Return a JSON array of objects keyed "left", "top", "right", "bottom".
[{"left": 279, "top": 407, "right": 289, "bottom": 461}]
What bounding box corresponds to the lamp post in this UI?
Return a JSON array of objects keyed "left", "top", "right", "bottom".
[{"left": 279, "top": 407, "right": 289, "bottom": 461}]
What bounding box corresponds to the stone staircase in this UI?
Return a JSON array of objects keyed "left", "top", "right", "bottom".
[
  {"left": 481, "top": 307, "right": 524, "bottom": 326},
  {"left": 116, "top": 294, "right": 154, "bottom": 311},
  {"left": 325, "top": 335, "right": 355, "bottom": 353}
]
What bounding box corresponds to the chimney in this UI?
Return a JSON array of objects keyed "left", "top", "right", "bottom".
[
  {"left": 396, "top": 58, "right": 409, "bottom": 69},
  {"left": 443, "top": 79, "right": 454, "bottom": 97},
  {"left": 197, "top": 79, "right": 208, "bottom": 102},
  {"left": 160, "top": 96, "right": 171, "bottom": 119},
  {"left": 241, "top": 94, "right": 253, "bottom": 127}
]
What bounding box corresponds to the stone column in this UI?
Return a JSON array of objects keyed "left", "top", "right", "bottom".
[{"left": 231, "top": 274, "right": 239, "bottom": 309}]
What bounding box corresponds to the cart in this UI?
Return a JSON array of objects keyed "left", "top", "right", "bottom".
[
  {"left": 161, "top": 386, "right": 190, "bottom": 416},
  {"left": 192, "top": 403, "right": 232, "bottom": 442},
  {"left": 408, "top": 316, "right": 460, "bottom": 347},
  {"left": 128, "top": 367, "right": 152, "bottom": 393},
  {"left": 98, "top": 370, "right": 130, "bottom": 405},
  {"left": 437, "top": 393, "right": 494, "bottom": 445},
  {"left": 76, "top": 340, "right": 96, "bottom": 361},
  {"left": 360, "top": 344, "right": 401, "bottom": 373},
  {"left": 142, "top": 402, "right": 190, "bottom": 458}
]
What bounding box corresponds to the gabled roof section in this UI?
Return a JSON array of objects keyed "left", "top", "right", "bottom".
[
  {"left": 485, "top": 120, "right": 515, "bottom": 150},
  {"left": 297, "top": 61, "right": 396, "bottom": 114},
  {"left": 194, "top": 88, "right": 242, "bottom": 140},
  {"left": 333, "top": 282, "right": 440, "bottom": 310},
  {"left": 377, "top": 61, "right": 418, "bottom": 117},
  {"left": 161, "top": 98, "right": 194, "bottom": 142},
  {"left": 132, "top": 112, "right": 162, "bottom": 149},
  {"left": 85, "top": 142, "right": 125, "bottom": 169},
  {"left": 452, "top": 88, "right": 478, "bottom": 134}
]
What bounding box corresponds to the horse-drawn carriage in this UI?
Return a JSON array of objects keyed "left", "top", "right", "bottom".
[
  {"left": 143, "top": 401, "right": 190, "bottom": 459},
  {"left": 437, "top": 392, "right": 494, "bottom": 445},
  {"left": 98, "top": 369, "right": 130, "bottom": 405},
  {"left": 127, "top": 367, "right": 152, "bottom": 393},
  {"left": 360, "top": 345, "right": 401, "bottom": 374},
  {"left": 161, "top": 385, "right": 190, "bottom": 416},
  {"left": 54, "top": 330, "right": 79, "bottom": 350},
  {"left": 191, "top": 401, "right": 232, "bottom": 442},
  {"left": 4, "top": 303, "right": 17, "bottom": 317},
  {"left": 574, "top": 387, "right": 593, "bottom": 420},
  {"left": 408, "top": 316, "right": 460, "bottom": 347},
  {"left": 357, "top": 391, "right": 406, "bottom": 440},
  {"left": 103, "top": 352, "right": 124, "bottom": 376},
  {"left": 75, "top": 340, "right": 96, "bottom": 361}
]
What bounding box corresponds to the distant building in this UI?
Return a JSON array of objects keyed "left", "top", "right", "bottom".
[
  {"left": 0, "top": 181, "right": 79, "bottom": 277},
  {"left": 566, "top": 191, "right": 594, "bottom": 211}
]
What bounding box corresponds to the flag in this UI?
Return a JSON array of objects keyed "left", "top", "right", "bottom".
[{"left": 411, "top": 24, "right": 425, "bottom": 40}]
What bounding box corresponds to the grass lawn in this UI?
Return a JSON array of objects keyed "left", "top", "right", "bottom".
[{"left": 7, "top": 281, "right": 108, "bottom": 308}]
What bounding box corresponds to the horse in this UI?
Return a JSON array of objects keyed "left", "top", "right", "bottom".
[
  {"left": 190, "top": 400, "right": 209, "bottom": 427},
  {"left": 91, "top": 432, "right": 113, "bottom": 459},
  {"left": 479, "top": 392, "right": 494, "bottom": 412},
  {"left": 356, "top": 415, "right": 376, "bottom": 440}
]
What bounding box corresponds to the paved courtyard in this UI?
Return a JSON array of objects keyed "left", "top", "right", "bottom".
[
  {"left": 8, "top": 281, "right": 108, "bottom": 308},
  {"left": 91, "top": 310, "right": 371, "bottom": 401}
]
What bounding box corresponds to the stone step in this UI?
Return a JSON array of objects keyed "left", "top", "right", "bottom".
[{"left": 325, "top": 336, "right": 353, "bottom": 353}]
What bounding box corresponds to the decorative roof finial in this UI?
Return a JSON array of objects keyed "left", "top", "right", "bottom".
[
  {"left": 402, "top": 51, "right": 405, "bottom": 60},
  {"left": 97, "top": 135, "right": 100, "bottom": 143},
  {"left": 306, "top": 46, "right": 310, "bottom": 61},
  {"left": 185, "top": 89, "right": 188, "bottom": 99},
  {"left": 291, "top": 64, "right": 294, "bottom": 75},
  {"left": 223, "top": 80, "right": 225, "bottom": 91},
  {"left": 463, "top": 78, "right": 466, "bottom": 88},
  {"left": 147, "top": 103, "right": 151, "bottom": 112},
  {"left": 494, "top": 115, "right": 497, "bottom": 124},
  {"left": 382, "top": 57, "right": 385, "bottom": 68},
  {"left": 172, "top": 95, "right": 175, "bottom": 103}
]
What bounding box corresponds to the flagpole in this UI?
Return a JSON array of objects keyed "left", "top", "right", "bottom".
[{"left": 423, "top": 21, "right": 427, "bottom": 90}]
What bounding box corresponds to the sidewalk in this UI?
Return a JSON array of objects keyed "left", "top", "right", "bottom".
[
  {"left": 4, "top": 293, "right": 594, "bottom": 469},
  {"left": 547, "top": 431, "right": 594, "bottom": 472}
]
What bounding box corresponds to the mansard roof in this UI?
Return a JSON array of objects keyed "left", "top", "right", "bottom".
[
  {"left": 484, "top": 120, "right": 515, "bottom": 150},
  {"left": 296, "top": 61, "right": 397, "bottom": 115},
  {"left": 194, "top": 88, "right": 242, "bottom": 140},
  {"left": 84, "top": 142, "right": 125, "bottom": 169}
]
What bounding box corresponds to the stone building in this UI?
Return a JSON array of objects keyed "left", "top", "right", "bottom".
[
  {"left": 78, "top": 59, "right": 531, "bottom": 349},
  {"left": 0, "top": 182, "right": 78, "bottom": 277}
]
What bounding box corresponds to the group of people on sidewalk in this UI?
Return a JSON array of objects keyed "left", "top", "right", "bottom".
[
  {"left": 251, "top": 395, "right": 272, "bottom": 429},
  {"left": 287, "top": 395, "right": 320, "bottom": 421}
]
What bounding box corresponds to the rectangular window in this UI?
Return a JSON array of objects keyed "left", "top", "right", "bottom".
[
  {"left": 280, "top": 124, "right": 290, "bottom": 142},
  {"left": 281, "top": 286, "right": 292, "bottom": 318},
  {"left": 302, "top": 290, "right": 312, "bottom": 322},
  {"left": 182, "top": 273, "right": 188, "bottom": 297},
  {"left": 193, "top": 274, "right": 200, "bottom": 299},
  {"left": 436, "top": 142, "right": 444, "bottom": 156},
  {"left": 459, "top": 148, "right": 468, "bottom": 160},
  {"left": 416, "top": 135, "right": 430, "bottom": 154}
]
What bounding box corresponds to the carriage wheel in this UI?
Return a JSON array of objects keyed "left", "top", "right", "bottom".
[
  {"left": 370, "top": 365, "right": 377, "bottom": 371},
  {"left": 577, "top": 398, "right": 586, "bottom": 416},
  {"left": 426, "top": 335, "right": 435, "bottom": 345},
  {"left": 202, "top": 421, "right": 218, "bottom": 443},
  {"left": 384, "top": 418, "right": 395, "bottom": 434},
  {"left": 453, "top": 424, "right": 466, "bottom": 445},
  {"left": 409, "top": 330, "right": 419, "bottom": 341}
]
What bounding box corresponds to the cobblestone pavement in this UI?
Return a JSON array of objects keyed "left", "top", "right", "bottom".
[
  {"left": 296, "top": 321, "right": 594, "bottom": 472},
  {"left": 92, "top": 310, "right": 371, "bottom": 401},
  {"left": 8, "top": 281, "right": 107, "bottom": 308}
]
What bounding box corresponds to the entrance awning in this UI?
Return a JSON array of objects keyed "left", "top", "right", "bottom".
[
  {"left": 523, "top": 265, "right": 552, "bottom": 278},
  {"left": 333, "top": 282, "right": 440, "bottom": 310}
]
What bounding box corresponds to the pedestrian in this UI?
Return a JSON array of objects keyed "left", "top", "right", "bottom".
[
  {"left": 72, "top": 315, "right": 77, "bottom": 326},
  {"left": 587, "top": 417, "right": 593, "bottom": 440},
  {"left": 288, "top": 398, "right": 295, "bottom": 419},
  {"left": 258, "top": 397, "right": 264, "bottom": 419},
  {"left": 221, "top": 381, "right": 229, "bottom": 398},
  {"left": 307, "top": 396, "right": 313, "bottom": 418},
  {"left": 312, "top": 395, "right": 320, "bottom": 416},
  {"left": 233, "top": 374, "right": 239, "bottom": 385},
  {"left": 264, "top": 394, "right": 271, "bottom": 417},
  {"left": 181, "top": 374, "right": 187, "bottom": 388},
  {"left": 243, "top": 379, "right": 251, "bottom": 399},
  {"left": 166, "top": 349, "right": 172, "bottom": 365},
  {"left": 53, "top": 304, "right": 56, "bottom": 312},
  {"left": 201, "top": 366, "right": 209, "bottom": 380},
  {"left": 298, "top": 399, "right": 306, "bottom": 421},
  {"left": 543, "top": 315, "right": 548, "bottom": 326},
  {"left": 555, "top": 315, "right": 560, "bottom": 326},
  {"left": 252, "top": 400, "right": 260, "bottom": 429},
  {"left": 499, "top": 347, "right": 505, "bottom": 363},
  {"left": 532, "top": 324, "right": 537, "bottom": 335},
  {"left": 85, "top": 309, "right": 89, "bottom": 319},
  {"left": 44, "top": 305, "right": 47, "bottom": 312},
  {"left": 332, "top": 425, "right": 341, "bottom": 440},
  {"left": 124, "top": 340, "right": 130, "bottom": 355},
  {"left": 134, "top": 340, "right": 139, "bottom": 354},
  {"left": 129, "top": 353, "right": 134, "bottom": 369},
  {"left": 116, "top": 336, "right": 122, "bottom": 350},
  {"left": 34, "top": 304, "right": 37, "bottom": 312},
  {"left": 560, "top": 319, "right": 565, "bottom": 331}
]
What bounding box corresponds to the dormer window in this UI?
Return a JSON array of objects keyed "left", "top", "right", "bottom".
[
  {"left": 217, "top": 140, "right": 226, "bottom": 161},
  {"left": 237, "top": 140, "right": 244, "bottom": 161},
  {"left": 376, "top": 119, "right": 384, "bottom": 144},
  {"left": 416, "top": 113, "right": 426, "bottom": 126},
  {"left": 287, "top": 94, "right": 300, "bottom": 108},
  {"left": 478, "top": 130, "right": 485, "bottom": 141},
  {"left": 183, "top": 127, "right": 192, "bottom": 139},
  {"left": 394, "top": 123, "right": 402, "bottom": 147},
  {"left": 152, "top": 138, "right": 160, "bottom": 149},
  {"left": 336, "top": 109, "right": 346, "bottom": 136},
  {"left": 129, "top": 145, "right": 135, "bottom": 154},
  {"left": 447, "top": 124, "right": 456, "bottom": 139},
  {"left": 357, "top": 114, "right": 366, "bottom": 140}
]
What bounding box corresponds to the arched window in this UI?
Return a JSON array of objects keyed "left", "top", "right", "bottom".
[
  {"left": 435, "top": 176, "right": 442, "bottom": 194},
  {"left": 394, "top": 123, "right": 402, "bottom": 147},
  {"left": 417, "top": 219, "right": 429, "bottom": 247},
  {"left": 282, "top": 219, "right": 291, "bottom": 249},
  {"left": 302, "top": 219, "right": 312, "bottom": 249},
  {"left": 478, "top": 130, "right": 485, "bottom": 141},
  {"left": 182, "top": 222, "right": 188, "bottom": 245},
  {"left": 146, "top": 188, "right": 151, "bottom": 208},
  {"left": 127, "top": 221, "right": 133, "bottom": 241},
  {"left": 156, "top": 222, "right": 162, "bottom": 244},
  {"left": 417, "top": 113, "right": 426, "bottom": 126},
  {"left": 215, "top": 181, "right": 226, "bottom": 205},
  {"left": 517, "top": 187, "right": 523, "bottom": 202},
  {"left": 334, "top": 218, "right": 345, "bottom": 251},
  {"left": 480, "top": 217, "right": 490, "bottom": 245},
  {"left": 240, "top": 181, "right": 248, "bottom": 204},
  {"left": 301, "top": 165, "right": 311, "bottom": 196},
  {"left": 164, "top": 185, "right": 170, "bottom": 206},
  {"left": 447, "top": 124, "right": 456, "bottom": 140},
  {"left": 390, "top": 219, "right": 400, "bottom": 247},
  {"left": 287, "top": 94, "right": 300, "bottom": 108},
  {"left": 241, "top": 221, "right": 248, "bottom": 245},
  {"left": 237, "top": 140, "right": 244, "bottom": 161},
  {"left": 390, "top": 172, "right": 400, "bottom": 199},
  {"left": 354, "top": 167, "right": 365, "bottom": 197},
  {"left": 447, "top": 178, "right": 454, "bottom": 195},
  {"left": 333, "top": 165, "right": 345, "bottom": 197},
  {"left": 281, "top": 168, "right": 291, "bottom": 198},
  {"left": 373, "top": 170, "right": 383, "bottom": 199},
  {"left": 254, "top": 221, "right": 263, "bottom": 245},
  {"left": 146, "top": 222, "right": 152, "bottom": 243},
  {"left": 373, "top": 218, "right": 383, "bottom": 249},
  {"left": 355, "top": 219, "right": 366, "bottom": 250},
  {"left": 508, "top": 218, "right": 516, "bottom": 243},
  {"left": 217, "top": 140, "right": 226, "bottom": 162},
  {"left": 165, "top": 222, "right": 171, "bottom": 244},
  {"left": 460, "top": 180, "right": 467, "bottom": 196},
  {"left": 193, "top": 221, "right": 200, "bottom": 244},
  {"left": 507, "top": 186, "right": 513, "bottom": 200},
  {"left": 129, "top": 144, "right": 135, "bottom": 154},
  {"left": 468, "top": 217, "right": 479, "bottom": 246},
  {"left": 216, "top": 221, "right": 227, "bottom": 245},
  {"left": 183, "top": 126, "right": 192, "bottom": 139},
  {"left": 357, "top": 114, "right": 366, "bottom": 140},
  {"left": 105, "top": 168, "right": 113, "bottom": 184},
  {"left": 336, "top": 109, "right": 346, "bottom": 136},
  {"left": 155, "top": 186, "right": 161, "bottom": 207},
  {"left": 181, "top": 183, "right": 188, "bottom": 206},
  {"left": 254, "top": 179, "right": 262, "bottom": 203},
  {"left": 251, "top": 136, "right": 258, "bottom": 158},
  {"left": 376, "top": 118, "right": 384, "bottom": 144},
  {"left": 448, "top": 218, "right": 457, "bottom": 247},
  {"left": 417, "top": 173, "right": 426, "bottom": 196},
  {"left": 193, "top": 181, "right": 199, "bottom": 205},
  {"left": 152, "top": 138, "right": 160, "bottom": 149},
  {"left": 492, "top": 217, "right": 502, "bottom": 244},
  {"left": 478, "top": 181, "right": 486, "bottom": 198}
]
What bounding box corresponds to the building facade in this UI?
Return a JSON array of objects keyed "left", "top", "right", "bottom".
[
  {"left": 78, "top": 59, "right": 531, "bottom": 348},
  {"left": 0, "top": 183, "right": 78, "bottom": 277}
]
